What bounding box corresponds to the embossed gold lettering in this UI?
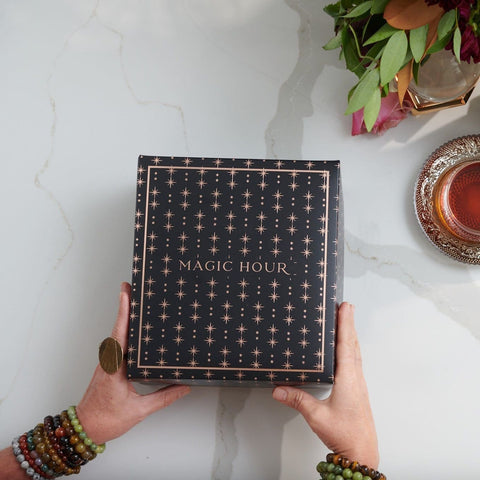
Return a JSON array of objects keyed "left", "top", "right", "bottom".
[
  {"left": 179, "top": 260, "right": 289, "bottom": 275},
  {"left": 278, "top": 262, "right": 289, "bottom": 275},
  {"left": 179, "top": 260, "right": 191, "bottom": 270},
  {"left": 264, "top": 262, "right": 275, "bottom": 273},
  {"left": 205, "top": 261, "right": 215, "bottom": 271},
  {"left": 251, "top": 262, "right": 262, "bottom": 273}
]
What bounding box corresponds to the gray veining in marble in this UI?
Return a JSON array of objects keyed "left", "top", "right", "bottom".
[
  {"left": 36, "top": 1, "right": 93, "bottom": 266},
  {"left": 265, "top": 0, "right": 327, "bottom": 160},
  {"left": 211, "top": 388, "right": 251, "bottom": 480},
  {"left": 95, "top": 7, "right": 190, "bottom": 153},
  {"left": 346, "top": 230, "right": 480, "bottom": 341}
]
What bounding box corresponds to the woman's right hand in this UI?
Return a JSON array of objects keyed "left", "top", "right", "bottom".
[{"left": 272, "top": 302, "right": 379, "bottom": 469}]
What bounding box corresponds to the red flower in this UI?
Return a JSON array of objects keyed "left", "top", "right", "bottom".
[
  {"left": 426, "top": 0, "right": 469, "bottom": 9},
  {"left": 351, "top": 92, "right": 413, "bottom": 135},
  {"left": 460, "top": 24, "right": 480, "bottom": 62}
]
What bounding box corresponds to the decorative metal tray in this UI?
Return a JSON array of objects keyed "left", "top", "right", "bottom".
[{"left": 414, "top": 135, "right": 480, "bottom": 264}]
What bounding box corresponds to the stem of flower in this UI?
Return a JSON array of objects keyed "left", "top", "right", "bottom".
[{"left": 347, "top": 24, "right": 379, "bottom": 65}]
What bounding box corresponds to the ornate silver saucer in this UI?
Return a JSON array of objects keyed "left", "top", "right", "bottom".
[{"left": 414, "top": 135, "right": 480, "bottom": 264}]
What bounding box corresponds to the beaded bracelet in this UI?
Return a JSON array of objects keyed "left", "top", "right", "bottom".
[
  {"left": 12, "top": 436, "right": 48, "bottom": 480},
  {"left": 11, "top": 406, "right": 105, "bottom": 478},
  {"left": 43, "top": 416, "right": 73, "bottom": 475},
  {"left": 317, "top": 453, "right": 386, "bottom": 480},
  {"left": 66, "top": 406, "right": 105, "bottom": 455},
  {"left": 29, "top": 425, "right": 56, "bottom": 477}
]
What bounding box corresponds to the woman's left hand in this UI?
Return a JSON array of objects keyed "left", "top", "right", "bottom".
[{"left": 76, "top": 282, "right": 190, "bottom": 444}]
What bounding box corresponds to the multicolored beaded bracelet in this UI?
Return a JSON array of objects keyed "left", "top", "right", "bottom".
[
  {"left": 57, "top": 411, "right": 89, "bottom": 468},
  {"left": 28, "top": 426, "right": 53, "bottom": 477},
  {"left": 11, "top": 406, "right": 105, "bottom": 478},
  {"left": 20, "top": 432, "right": 55, "bottom": 479},
  {"left": 46, "top": 412, "right": 90, "bottom": 470},
  {"left": 43, "top": 416, "right": 74, "bottom": 475},
  {"left": 11, "top": 437, "right": 48, "bottom": 480},
  {"left": 317, "top": 453, "right": 386, "bottom": 480}
]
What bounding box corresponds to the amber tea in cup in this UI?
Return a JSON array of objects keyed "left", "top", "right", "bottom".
[{"left": 434, "top": 160, "right": 480, "bottom": 243}]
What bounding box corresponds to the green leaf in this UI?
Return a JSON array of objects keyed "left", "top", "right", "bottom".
[
  {"left": 380, "top": 30, "right": 408, "bottom": 85},
  {"left": 453, "top": 26, "right": 461, "bottom": 63},
  {"left": 401, "top": 49, "right": 413, "bottom": 69},
  {"left": 410, "top": 25, "right": 428, "bottom": 63},
  {"left": 412, "top": 61, "right": 420, "bottom": 83},
  {"left": 345, "top": 68, "right": 380, "bottom": 114},
  {"left": 341, "top": 0, "right": 355, "bottom": 10},
  {"left": 347, "top": 84, "right": 357, "bottom": 102},
  {"left": 437, "top": 10, "right": 456, "bottom": 40},
  {"left": 420, "top": 54, "right": 430, "bottom": 65},
  {"left": 362, "top": 16, "right": 372, "bottom": 43},
  {"left": 426, "top": 34, "right": 451, "bottom": 55},
  {"left": 365, "top": 41, "right": 386, "bottom": 61},
  {"left": 323, "top": 32, "right": 343, "bottom": 50},
  {"left": 324, "top": 2, "right": 344, "bottom": 18},
  {"left": 358, "top": 42, "right": 386, "bottom": 72},
  {"left": 342, "top": 27, "right": 366, "bottom": 77},
  {"left": 364, "top": 23, "right": 398, "bottom": 46},
  {"left": 371, "top": 0, "right": 390, "bottom": 14},
  {"left": 363, "top": 88, "right": 381, "bottom": 131},
  {"left": 343, "top": 1, "right": 373, "bottom": 18}
]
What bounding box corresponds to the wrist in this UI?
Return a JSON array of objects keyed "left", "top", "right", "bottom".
[
  {"left": 67, "top": 406, "right": 106, "bottom": 454},
  {"left": 336, "top": 428, "right": 379, "bottom": 469},
  {"left": 9, "top": 405, "right": 106, "bottom": 479},
  {"left": 75, "top": 402, "right": 99, "bottom": 444},
  {"left": 0, "top": 447, "right": 26, "bottom": 480}
]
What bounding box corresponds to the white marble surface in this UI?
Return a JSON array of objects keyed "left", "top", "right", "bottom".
[{"left": 1, "top": 1, "right": 480, "bottom": 479}]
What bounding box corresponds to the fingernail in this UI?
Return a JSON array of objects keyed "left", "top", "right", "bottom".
[
  {"left": 119, "top": 283, "right": 130, "bottom": 302},
  {"left": 273, "top": 387, "right": 287, "bottom": 401}
]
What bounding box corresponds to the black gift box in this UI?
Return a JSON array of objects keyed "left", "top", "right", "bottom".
[{"left": 127, "top": 156, "right": 343, "bottom": 386}]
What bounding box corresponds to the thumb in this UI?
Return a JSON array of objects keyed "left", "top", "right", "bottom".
[
  {"left": 139, "top": 384, "right": 191, "bottom": 417},
  {"left": 110, "top": 282, "right": 131, "bottom": 351},
  {"left": 272, "top": 386, "right": 324, "bottom": 423}
]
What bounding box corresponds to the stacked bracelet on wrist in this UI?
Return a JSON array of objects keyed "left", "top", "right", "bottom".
[
  {"left": 11, "top": 406, "right": 105, "bottom": 478},
  {"left": 317, "top": 453, "right": 386, "bottom": 480}
]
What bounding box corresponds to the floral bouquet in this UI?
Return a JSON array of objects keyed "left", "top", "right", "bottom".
[{"left": 324, "top": 0, "right": 480, "bottom": 134}]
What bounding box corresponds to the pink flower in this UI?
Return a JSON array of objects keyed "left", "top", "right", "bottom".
[{"left": 351, "top": 92, "right": 413, "bottom": 136}]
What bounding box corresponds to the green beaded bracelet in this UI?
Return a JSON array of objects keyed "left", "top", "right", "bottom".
[
  {"left": 317, "top": 453, "right": 386, "bottom": 480},
  {"left": 67, "top": 406, "right": 106, "bottom": 454}
]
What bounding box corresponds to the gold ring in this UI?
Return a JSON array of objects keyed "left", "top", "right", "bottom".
[{"left": 98, "top": 337, "right": 124, "bottom": 374}]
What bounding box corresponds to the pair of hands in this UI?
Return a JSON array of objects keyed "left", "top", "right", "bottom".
[{"left": 77, "top": 283, "right": 379, "bottom": 470}]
